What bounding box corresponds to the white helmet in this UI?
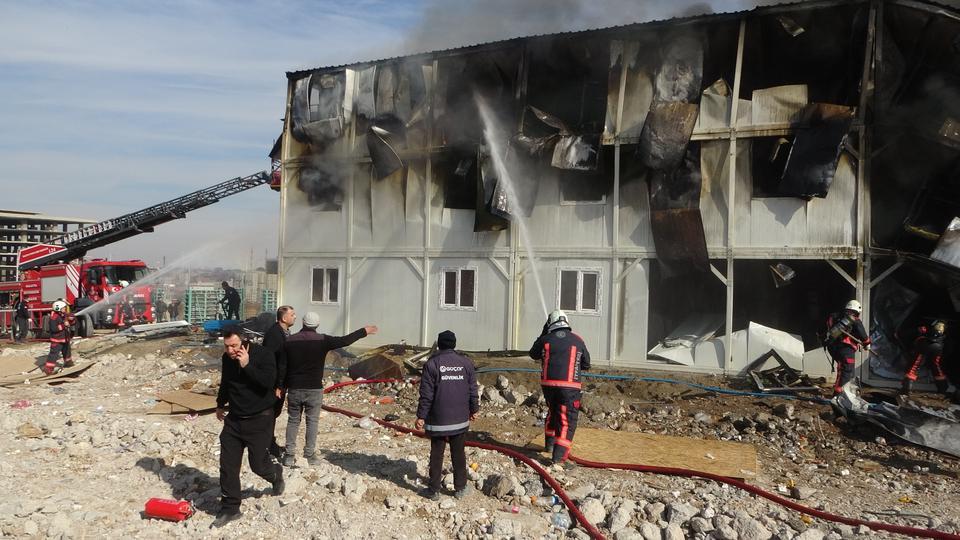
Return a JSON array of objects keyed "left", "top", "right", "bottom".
[
  {"left": 547, "top": 309, "right": 570, "bottom": 331},
  {"left": 845, "top": 300, "right": 862, "bottom": 314},
  {"left": 52, "top": 300, "right": 68, "bottom": 313},
  {"left": 119, "top": 280, "right": 130, "bottom": 288}
]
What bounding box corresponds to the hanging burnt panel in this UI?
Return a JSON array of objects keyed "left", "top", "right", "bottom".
[
  {"left": 475, "top": 153, "right": 509, "bottom": 232},
  {"left": 436, "top": 48, "right": 521, "bottom": 148},
  {"left": 648, "top": 144, "right": 708, "bottom": 271},
  {"left": 290, "top": 71, "right": 347, "bottom": 145},
  {"left": 738, "top": 5, "right": 868, "bottom": 106},
  {"left": 779, "top": 103, "right": 854, "bottom": 199},
  {"left": 366, "top": 114, "right": 406, "bottom": 180}
]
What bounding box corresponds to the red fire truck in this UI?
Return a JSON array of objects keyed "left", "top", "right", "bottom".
[
  {"left": 0, "top": 259, "right": 154, "bottom": 338},
  {"left": 1, "top": 170, "right": 272, "bottom": 339}
]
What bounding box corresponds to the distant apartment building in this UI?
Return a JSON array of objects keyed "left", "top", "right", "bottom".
[{"left": 0, "top": 210, "right": 95, "bottom": 282}]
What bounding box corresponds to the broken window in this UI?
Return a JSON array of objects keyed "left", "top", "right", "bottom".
[
  {"left": 291, "top": 71, "right": 347, "bottom": 144},
  {"left": 558, "top": 268, "right": 601, "bottom": 314},
  {"left": 739, "top": 5, "right": 868, "bottom": 106},
  {"left": 311, "top": 267, "right": 340, "bottom": 304},
  {"left": 750, "top": 136, "right": 793, "bottom": 198},
  {"left": 440, "top": 267, "right": 477, "bottom": 310},
  {"left": 439, "top": 154, "right": 478, "bottom": 210},
  {"left": 559, "top": 168, "right": 610, "bottom": 204}
]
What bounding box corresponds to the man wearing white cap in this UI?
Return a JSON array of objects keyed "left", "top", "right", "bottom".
[{"left": 281, "top": 312, "right": 377, "bottom": 466}]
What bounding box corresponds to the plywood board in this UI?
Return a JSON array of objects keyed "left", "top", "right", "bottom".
[{"left": 526, "top": 427, "right": 758, "bottom": 479}]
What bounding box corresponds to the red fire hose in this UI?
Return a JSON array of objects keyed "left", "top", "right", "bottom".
[{"left": 322, "top": 378, "right": 958, "bottom": 540}]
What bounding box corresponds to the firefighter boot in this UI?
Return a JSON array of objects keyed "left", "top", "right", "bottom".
[
  {"left": 63, "top": 358, "right": 75, "bottom": 368},
  {"left": 900, "top": 379, "right": 912, "bottom": 396},
  {"left": 42, "top": 362, "right": 60, "bottom": 376},
  {"left": 935, "top": 379, "right": 949, "bottom": 395}
]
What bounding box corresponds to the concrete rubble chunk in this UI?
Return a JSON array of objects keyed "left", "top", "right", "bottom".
[
  {"left": 667, "top": 501, "right": 698, "bottom": 524},
  {"left": 664, "top": 523, "right": 685, "bottom": 540},
  {"left": 639, "top": 521, "right": 661, "bottom": 540},
  {"left": 732, "top": 512, "right": 772, "bottom": 540},
  {"left": 482, "top": 474, "right": 513, "bottom": 499},
  {"left": 794, "top": 528, "right": 827, "bottom": 540},
  {"left": 579, "top": 497, "right": 606, "bottom": 525}
]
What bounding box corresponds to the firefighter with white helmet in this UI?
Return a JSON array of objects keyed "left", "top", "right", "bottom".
[
  {"left": 902, "top": 320, "right": 949, "bottom": 396},
  {"left": 43, "top": 299, "right": 75, "bottom": 375},
  {"left": 529, "top": 310, "right": 591, "bottom": 465},
  {"left": 823, "top": 299, "right": 870, "bottom": 395}
]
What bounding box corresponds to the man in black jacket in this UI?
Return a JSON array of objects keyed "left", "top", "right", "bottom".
[
  {"left": 529, "top": 310, "right": 590, "bottom": 465},
  {"left": 221, "top": 281, "right": 241, "bottom": 320},
  {"left": 13, "top": 294, "right": 29, "bottom": 343},
  {"left": 262, "top": 305, "right": 296, "bottom": 462},
  {"left": 282, "top": 312, "right": 377, "bottom": 467},
  {"left": 213, "top": 327, "right": 284, "bottom": 528},
  {"left": 416, "top": 330, "right": 479, "bottom": 500}
]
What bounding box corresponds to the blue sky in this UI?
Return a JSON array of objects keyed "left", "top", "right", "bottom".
[{"left": 0, "top": 0, "right": 774, "bottom": 269}]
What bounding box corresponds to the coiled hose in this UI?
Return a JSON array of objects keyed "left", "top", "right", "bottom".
[{"left": 322, "top": 378, "right": 958, "bottom": 540}]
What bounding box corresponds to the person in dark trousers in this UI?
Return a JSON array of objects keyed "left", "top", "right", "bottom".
[
  {"left": 43, "top": 300, "right": 74, "bottom": 375},
  {"left": 13, "top": 294, "right": 30, "bottom": 343},
  {"left": 213, "top": 327, "right": 284, "bottom": 528},
  {"left": 902, "top": 320, "right": 949, "bottom": 396},
  {"left": 824, "top": 300, "right": 870, "bottom": 395},
  {"left": 529, "top": 310, "right": 591, "bottom": 465},
  {"left": 261, "top": 305, "right": 296, "bottom": 462},
  {"left": 416, "top": 330, "right": 479, "bottom": 500},
  {"left": 167, "top": 299, "right": 179, "bottom": 321},
  {"left": 155, "top": 298, "right": 167, "bottom": 323},
  {"left": 282, "top": 312, "right": 377, "bottom": 467},
  {"left": 221, "top": 281, "right": 241, "bottom": 320}
]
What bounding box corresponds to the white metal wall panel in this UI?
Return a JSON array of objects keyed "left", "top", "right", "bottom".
[
  {"left": 285, "top": 182, "right": 347, "bottom": 251},
  {"left": 700, "top": 140, "right": 856, "bottom": 249},
  {"left": 279, "top": 257, "right": 345, "bottom": 334},
  {"left": 517, "top": 258, "right": 610, "bottom": 362},
  {"left": 525, "top": 173, "right": 611, "bottom": 248},
  {"left": 616, "top": 259, "right": 649, "bottom": 366},
  {"left": 618, "top": 178, "right": 656, "bottom": 249},
  {"left": 349, "top": 258, "right": 422, "bottom": 347},
  {"left": 426, "top": 258, "right": 509, "bottom": 351},
  {"left": 429, "top": 208, "right": 508, "bottom": 250}
]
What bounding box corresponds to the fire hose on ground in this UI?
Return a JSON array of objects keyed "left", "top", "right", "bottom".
[{"left": 321, "top": 378, "right": 958, "bottom": 540}]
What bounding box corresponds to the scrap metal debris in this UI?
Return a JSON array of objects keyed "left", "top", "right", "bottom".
[
  {"left": 747, "top": 349, "right": 820, "bottom": 394},
  {"left": 833, "top": 383, "right": 960, "bottom": 458}
]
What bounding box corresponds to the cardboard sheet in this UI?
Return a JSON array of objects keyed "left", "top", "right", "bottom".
[
  {"left": 0, "top": 357, "right": 96, "bottom": 387},
  {"left": 148, "top": 389, "right": 218, "bottom": 414},
  {"left": 526, "top": 427, "right": 758, "bottom": 479}
]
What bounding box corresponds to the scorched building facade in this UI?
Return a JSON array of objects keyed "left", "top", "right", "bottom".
[{"left": 276, "top": 0, "right": 960, "bottom": 384}]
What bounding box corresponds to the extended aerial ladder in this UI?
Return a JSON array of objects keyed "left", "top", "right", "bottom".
[{"left": 17, "top": 170, "right": 271, "bottom": 271}]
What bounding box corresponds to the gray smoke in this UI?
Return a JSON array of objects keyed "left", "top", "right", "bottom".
[{"left": 404, "top": 0, "right": 776, "bottom": 55}]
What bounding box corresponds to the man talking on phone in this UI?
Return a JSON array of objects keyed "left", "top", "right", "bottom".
[{"left": 212, "top": 327, "right": 285, "bottom": 528}]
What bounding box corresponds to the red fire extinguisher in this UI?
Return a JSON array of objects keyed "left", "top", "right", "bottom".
[{"left": 144, "top": 498, "right": 193, "bottom": 522}]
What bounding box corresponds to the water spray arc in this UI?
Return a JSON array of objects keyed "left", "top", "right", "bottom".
[{"left": 474, "top": 93, "right": 549, "bottom": 317}]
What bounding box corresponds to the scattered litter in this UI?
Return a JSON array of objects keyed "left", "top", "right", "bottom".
[
  {"left": 143, "top": 498, "right": 193, "bottom": 522},
  {"left": 9, "top": 399, "right": 31, "bottom": 409}
]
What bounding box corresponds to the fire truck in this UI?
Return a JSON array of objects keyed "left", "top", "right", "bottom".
[
  {"left": 1, "top": 170, "right": 272, "bottom": 339},
  {"left": 0, "top": 258, "right": 153, "bottom": 337}
]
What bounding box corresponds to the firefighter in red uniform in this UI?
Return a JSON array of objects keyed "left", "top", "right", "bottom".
[
  {"left": 824, "top": 300, "right": 870, "bottom": 395},
  {"left": 43, "top": 300, "right": 75, "bottom": 375},
  {"left": 901, "top": 320, "right": 948, "bottom": 396},
  {"left": 529, "top": 310, "right": 590, "bottom": 465}
]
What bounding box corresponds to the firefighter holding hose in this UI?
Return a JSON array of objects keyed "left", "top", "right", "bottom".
[
  {"left": 823, "top": 300, "right": 870, "bottom": 395},
  {"left": 529, "top": 310, "right": 591, "bottom": 466}
]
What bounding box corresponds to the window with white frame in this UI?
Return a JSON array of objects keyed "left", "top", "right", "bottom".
[
  {"left": 311, "top": 266, "right": 340, "bottom": 304},
  {"left": 440, "top": 267, "right": 477, "bottom": 310},
  {"left": 557, "top": 268, "right": 600, "bottom": 314}
]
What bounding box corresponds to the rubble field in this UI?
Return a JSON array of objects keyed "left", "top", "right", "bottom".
[{"left": 0, "top": 334, "right": 958, "bottom": 540}]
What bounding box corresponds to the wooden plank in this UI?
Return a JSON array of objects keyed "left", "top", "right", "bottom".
[{"left": 526, "top": 427, "right": 758, "bottom": 479}]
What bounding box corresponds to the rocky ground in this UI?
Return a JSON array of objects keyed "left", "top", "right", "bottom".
[{"left": 0, "top": 332, "right": 958, "bottom": 539}]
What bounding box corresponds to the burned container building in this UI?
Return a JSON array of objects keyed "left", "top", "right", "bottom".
[{"left": 276, "top": 0, "right": 960, "bottom": 386}]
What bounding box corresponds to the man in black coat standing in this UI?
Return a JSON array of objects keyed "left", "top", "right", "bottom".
[
  {"left": 213, "top": 327, "right": 285, "bottom": 528},
  {"left": 282, "top": 312, "right": 377, "bottom": 467},
  {"left": 261, "top": 305, "right": 296, "bottom": 461},
  {"left": 13, "top": 294, "right": 29, "bottom": 343},
  {"left": 416, "top": 330, "right": 479, "bottom": 500}
]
